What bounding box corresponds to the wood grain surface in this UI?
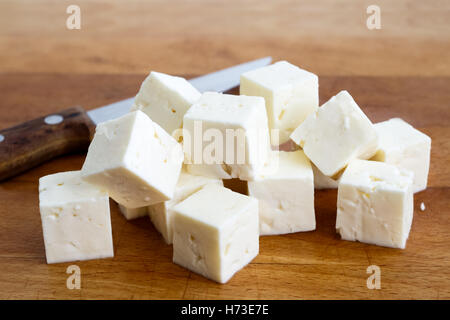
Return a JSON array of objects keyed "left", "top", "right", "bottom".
[{"left": 0, "top": 0, "right": 449, "bottom": 300}]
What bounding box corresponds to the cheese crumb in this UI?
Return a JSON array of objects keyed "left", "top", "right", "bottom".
[{"left": 420, "top": 202, "right": 426, "bottom": 212}]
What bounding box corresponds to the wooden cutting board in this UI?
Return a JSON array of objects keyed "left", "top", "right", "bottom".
[{"left": 0, "top": 73, "right": 448, "bottom": 299}]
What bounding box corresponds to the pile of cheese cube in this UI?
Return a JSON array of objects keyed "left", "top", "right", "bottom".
[{"left": 39, "top": 61, "right": 431, "bottom": 284}]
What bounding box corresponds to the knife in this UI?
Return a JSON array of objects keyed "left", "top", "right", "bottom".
[{"left": 0, "top": 57, "right": 272, "bottom": 181}]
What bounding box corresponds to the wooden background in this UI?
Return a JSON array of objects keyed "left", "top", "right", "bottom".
[{"left": 0, "top": 0, "right": 449, "bottom": 299}]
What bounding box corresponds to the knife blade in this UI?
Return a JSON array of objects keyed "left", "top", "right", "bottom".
[
  {"left": 0, "top": 57, "right": 272, "bottom": 181},
  {"left": 87, "top": 56, "right": 272, "bottom": 125}
]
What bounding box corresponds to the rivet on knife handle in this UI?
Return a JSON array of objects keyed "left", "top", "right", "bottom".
[{"left": 0, "top": 106, "right": 95, "bottom": 181}]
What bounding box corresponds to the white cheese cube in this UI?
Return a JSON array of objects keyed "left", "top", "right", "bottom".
[
  {"left": 336, "top": 160, "right": 414, "bottom": 249},
  {"left": 81, "top": 110, "right": 183, "bottom": 208},
  {"left": 290, "top": 90, "right": 378, "bottom": 177},
  {"left": 131, "top": 71, "right": 201, "bottom": 136},
  {"left": 148, "top": 171, "right": 223, "bottom": 244},
  {"left": 240, "top": 61, "right": 318, "bottom": 145},
  {"left": 248, "top": 150, "right": 315, "bottom": 235},
  {"left": 312, "top": 164, "right": 338, "bottom": 189},
  {"left": 39, "top": 171, "right": 113, "bottom": 264},
  {"left": 172, "top": 184, "right": 259, "bottom": 283},
  {"left": 371, "top": 118, "right": 431, "bottom": 193},
  {"left": 118, "top": 204, "right": 148, "bottom": 220},
  {"left": 183, "top": 92, "right": 270, "bottom": 181}
]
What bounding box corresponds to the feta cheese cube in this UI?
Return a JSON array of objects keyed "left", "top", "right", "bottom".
[
  {"left": 131, "top": 71, "right": 201, "bottom": 136},
  {"left": 39, "top": 171, "right": 114, "bottom": 264},
  {"left": 240, "top": 61, "right": 319, "bottom": 145},
  {"left": 148, "top": 171, "right": 223, "bottom": 244},
  {"left": 371, "top": 118, "right": 431, "bottom": 193},
  {"left": 81, "top": 110, "right": 183, "bottom": 208},
  {"left": 183, "top": 92, "right": 270, "bottom": 181},
  {"left": 172, "top": 184, "right": 259, "bottom": 283},
  {"left": 290, "top": 90, "right": 379, "bottom": 177},
  {"left": 248, "top": 150, "right": 315, "bottom": 235},
  {"left": 312, "top": 164, "right": 338, "bottom": 189},
  {"left": 118, "top": 204, "right": 148, "bottom": 220},
  {"left": 336, "top": 160, "right": 414, "bottom": 249}
]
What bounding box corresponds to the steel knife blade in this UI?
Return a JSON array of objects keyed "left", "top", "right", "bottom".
[{"left": 87, "top": 56, "right": 272, "bottom": 125}]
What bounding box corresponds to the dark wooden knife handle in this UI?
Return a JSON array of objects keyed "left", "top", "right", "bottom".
[{"left": 0, "top": 106, "right": 95, "bottom": 181}]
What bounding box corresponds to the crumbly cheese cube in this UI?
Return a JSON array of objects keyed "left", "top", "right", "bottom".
[
  {"left": 290, "top": 90, "right": 378, "bottom": 177},
  {"left": 183, "top": 92, "right": 270, "bottom": 181},
  {"left": 371, "top": 118, "right": 431, "bottom": 193},
  {"left": 172, "top": 184, "right": 259, "bottom": 283},
  {"left": 118, "top": 204, "right": 148, "bottom": 220},
  {"left": 336, "top": 160, "right": 414, "bottom": 249},
  {"left": 131, "top": 71, "right": 201, "bottom": 136},
  {"left": 312, "top": 164, "right": 338, "bottom": 189},
  {"left": 39, "top": 171, "right": 113, "bottom": 264},
  {"left": 81, "top": 110, "right": 183, "bottom": 208},
  {"left": 148, "top": 171, "right": 223, "bottom": 244},
  {"left": 240, "top": 61, "right": 318, "bottom": 145},
  {"left": 248, "top": 150, "right": 315, "bottom": 235}
]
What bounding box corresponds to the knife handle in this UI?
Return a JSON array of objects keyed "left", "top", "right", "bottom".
[{"left": 0, "top": 106, "right": 94, "bottom": 181}]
